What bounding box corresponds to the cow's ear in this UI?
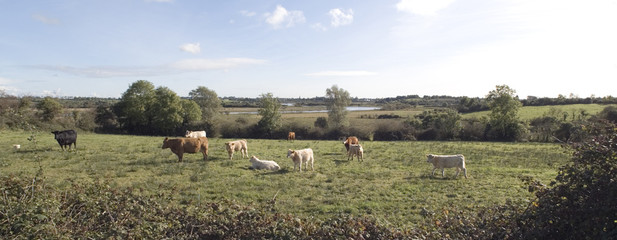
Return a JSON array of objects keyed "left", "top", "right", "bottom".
[{"left": 164, "top": 137, "right": 168, "bottom": 141}]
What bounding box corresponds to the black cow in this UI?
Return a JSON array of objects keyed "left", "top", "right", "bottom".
[{"left": 51, "top": 130, "right": 77, "bottom": 151}]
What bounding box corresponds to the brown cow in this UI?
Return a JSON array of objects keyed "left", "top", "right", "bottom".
[
  {"left": 343, "top": 136, "right": 359, "bottom": 152},
  {"left": 288, "top": 132, "right": 296, "bottom": 141},
  {"left": 162, "top": 137, "right": 209, "bottom": 162}
]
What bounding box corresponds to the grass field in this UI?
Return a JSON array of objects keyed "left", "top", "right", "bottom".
[
  {"left": 0, "top": 131, "right": 571, "bottom": 228},
  {"left": 463, "top": 103, "right": 615, "bottom": 121}
]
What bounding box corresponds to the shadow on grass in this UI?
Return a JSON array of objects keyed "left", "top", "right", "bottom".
[
  {"left": 333, "top": 159, "right": 353, "bottom": 166},
  {"left": 252, "top": 168, "right": 291, "bottom": 175}
]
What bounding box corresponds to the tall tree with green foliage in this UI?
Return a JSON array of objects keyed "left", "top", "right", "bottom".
[
  {"left": 149, "top": 87, "right": 184, "bottom": 135},
  {"left": 325, "top": 85, "right": 351, "bottom": 129},
  {"left": 36, "top": 97, "right": 63, "bottom": 122},
  {"left": 115, "top": 80, "right": 155, "bottom": 134},
  {"left": 257, "top": 93, "right": 281, "bottom": 138},
  {"left": 189, "top": 86, "right": 221, "bottom": 124},
  {"left": 486, "top": 84, "right": 523, "bottom": 141},
  {"left": 180, "top": 99, "right": 202, "bottom": 125}
]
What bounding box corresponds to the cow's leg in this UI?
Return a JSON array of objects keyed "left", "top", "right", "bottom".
[
  {"left": 441, "top": 169, "right": 445, "bottom": 177},
  {"left": 463, "top": 168, "right": 467, "bottom": 178},
  {"left": 431, "top": 168, "right": 437, "bottom": 176},
  {"left": 178, "top": 152, "right": 183, "bottom": 162},
  {"left": 310, "top": 158, "right": 314, "bottom": 171},
  {"left": 455, "top": 168, "right": 460, "bottom": 178}
]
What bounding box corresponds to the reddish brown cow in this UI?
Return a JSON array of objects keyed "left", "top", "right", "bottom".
[
  {"left": 288, "top": 132, "right": 296, "bottom": 141},
  {"left": 162, "top": 137, "right": 209, "bottom": 162},
  {"left": 343, "top": 136, "right": 359, "bottom": 152}
]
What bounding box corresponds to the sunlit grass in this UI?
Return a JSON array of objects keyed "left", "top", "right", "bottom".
[{"left": 0, "top": 131, "right": 571, "bottom": 227}]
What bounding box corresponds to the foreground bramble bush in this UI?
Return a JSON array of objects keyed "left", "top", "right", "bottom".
[{"left": 0, "top": 174, "right": 425, "bottom": 239}]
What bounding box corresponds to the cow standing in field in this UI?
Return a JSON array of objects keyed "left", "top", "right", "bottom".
[
  {"left": 426, "top": 154, "right": 467, "bottom": 178},
  {"left": 343, "top": 136, "right": 359, "bottom": 152},
  {"left": 51, "top": 130, "right": 77, "bottom": 151},
  {"left": 225, "top": 139, "right": 248, "bottom": 160},
  {"left": 185, "top": 130, "right": 206, "bottom": 138},
  {"left": 162, "top": 137, "right": 209, "bottom": 162},
  {"left": 347, "top": 144, "right": 364, "bottom": 161},
  {"left": 287, "top": 148, "right": 314, "bottom": 172},
  {"left": 288, "top": 132, "right": 295, "bottom": 141}
]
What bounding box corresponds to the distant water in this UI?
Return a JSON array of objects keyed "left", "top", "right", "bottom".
[{"left": 228, "top": 106, "right": 381, "bottom": 115}]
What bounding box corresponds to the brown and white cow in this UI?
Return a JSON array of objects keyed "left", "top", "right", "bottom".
[
  {"left": 162, "top": 137, "right": 209, "bottom": 162},
  {"left": 343, "top": 136, "right": 359, "bottom": 152},
  {"left": 287, "top": 132, "right": 295, "bottom": 141}
]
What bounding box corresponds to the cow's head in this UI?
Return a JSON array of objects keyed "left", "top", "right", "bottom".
[
  {"left": 287, "top": 149, "right": 295, "bottom": 158},
  {"left": 162, "top": 137, "right": 170, "bottom": 149},
  {"left": 225, "top": 142, "right": 234, "bottom": 151},
  {"left": 426, "top": 154, "right": 435, "bottom": 162}
]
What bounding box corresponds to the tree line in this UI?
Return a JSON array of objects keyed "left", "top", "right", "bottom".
[{"left": 2, "top": 82, "right": 617, "bottom": 142}]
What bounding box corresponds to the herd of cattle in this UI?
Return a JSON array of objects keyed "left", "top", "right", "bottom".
[{"left": 45, "top": 129, "right": 467, "bottom": 178}]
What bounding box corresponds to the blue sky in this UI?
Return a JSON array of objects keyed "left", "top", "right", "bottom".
[{"left": 1, "top": 0, "right": 616, "bottom": 98}]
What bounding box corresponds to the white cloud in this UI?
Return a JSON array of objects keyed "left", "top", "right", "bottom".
[
  {"left": 307, "top": 71, "right": 378, "bottom": 77},
  {"left": 396, "top": 0, "right": 455, "bottom": 16},
  {"left": 32, "top": 58, "right": 267, "bottom": 78},
  {"left": 240, "top": 10, "right": 256, "bottom": 17},
  {"left": 180, "top": 43, "right": 201, "bottom": 54},
  {"left": 329, "top": 8, "right": 354, "bottom": 27},
  {"left": 0, "top": 77, "right": 18, "bottom": 95},
  {"left": 264, "top": 5, "right": 306, "bottom": 29},
  {"left": 311, "top": 23, "right": 328, "bottom": 31},
  {"left": 32, "top": 14, "right": 60, "bottom": 25},
  {"left": 170, "top": 58, "right": 266, "bottom": 70}
]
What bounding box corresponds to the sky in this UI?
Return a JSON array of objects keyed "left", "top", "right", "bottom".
[{"left": 1, "top": 0, "right": 616, "bottom": 99}]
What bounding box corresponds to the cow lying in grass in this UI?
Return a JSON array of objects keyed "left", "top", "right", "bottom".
[
  {"left": 225, "top": 139, "right": 248, "bottom": 160},
  {"left": 426, "top": 154, "right": 467, "bottom": 178},
  {"left": 347, "top": 144, "right": 364, "bottom": 161},
  {"left": 249, "top": 156, "right": 280, "bottom": 170},
  {"left": 162, "top": 137, "right": 209, "bottom": 162},
  {"left": 287, "top": 148, "right": 314, "bottom": 172}
]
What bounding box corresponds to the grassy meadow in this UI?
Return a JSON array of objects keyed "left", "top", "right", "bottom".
[
  {"left": 463, "top": 103, "right": 616, "bottom": 120},
  {"left": 1, "top": 130, "right": 571, "bottom": 228}
]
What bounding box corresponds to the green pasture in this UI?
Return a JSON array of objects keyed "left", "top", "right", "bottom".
[
  {"left": 463, "top": 103, "right": 615, "bottom": 121},
  {"left": 1, "top": 131, "right": 570, "bottom": 227}
]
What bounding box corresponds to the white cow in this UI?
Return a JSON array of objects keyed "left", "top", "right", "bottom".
[
  {"left": 225, "top": 139, "right": 248, "bottom": 160},
  {"left": 185, "top": 130, "right": 206, "bottom": 138},
  {"left": 426, "top": 154, "right": 467, "bottom": 178},
  {"left": 249, "top": 156, "right": 281, "bottom": 170},
  {"left": 287, "top": 148, "right": 314, "bottom": 172},
  {"left": 347, "top": 144, "right": 364, "bottom": 161}
]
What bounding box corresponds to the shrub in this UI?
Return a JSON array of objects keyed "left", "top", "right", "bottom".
[{"left": 516, "top": 120, "right": 617, "bottom": 239}]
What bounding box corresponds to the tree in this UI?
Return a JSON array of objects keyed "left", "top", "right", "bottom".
[
  {"left": 325, "top": 85, "right": 351, "bottom": 129},
  {"left": 115, "top": 80, "right": 155, "bottom": 134},
  {"left": 36, "top": 97, "right": 63, "bottom": 122},
  {"left": 180, "top": 99, "right": 202, "bottom": 125},
  {"left": 189, "top": 86, "right": 221, "bottom": 124},
  {"left": 257, "top": 93, "right": 282, "bottom": 138},
  {"left": 149, "top": 87, "right": 184, "bottom": 135},
  {"left": 486, "top": 85, "right": 523, "bottom": 141}
]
